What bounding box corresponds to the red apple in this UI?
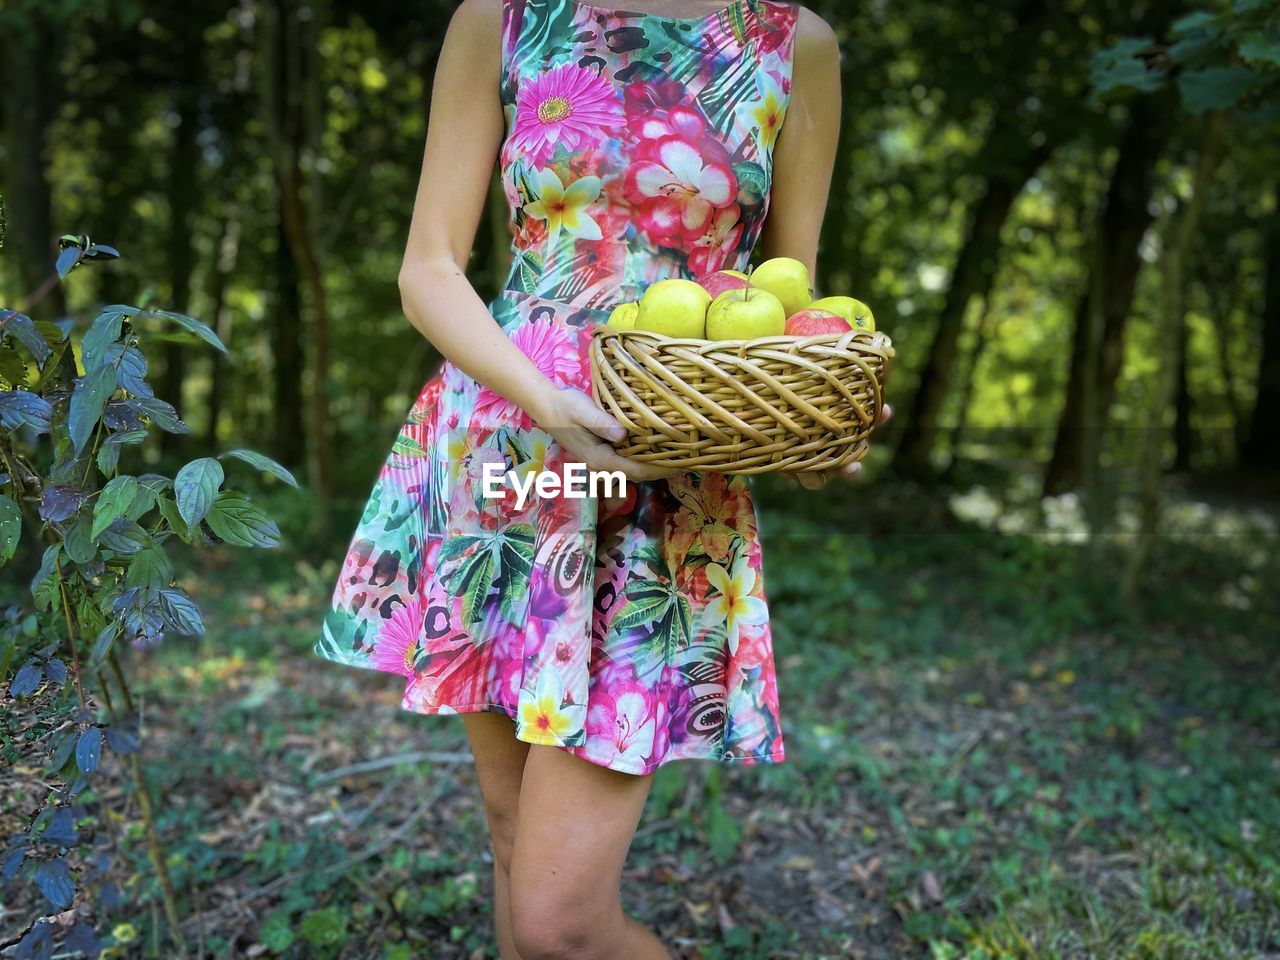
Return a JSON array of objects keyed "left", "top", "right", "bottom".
[
  {"left": 784, "top": 309, "right": 853, "bottom": 336},
  {"left": 695, "top": 269, "right": 751, "bottom": 300}
]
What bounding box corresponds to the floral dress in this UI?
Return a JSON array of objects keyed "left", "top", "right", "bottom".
[{"left": 314, "top": 0, "right": 800, "bottom": 776}]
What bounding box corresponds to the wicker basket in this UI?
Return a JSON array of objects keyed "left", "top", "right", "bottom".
[{"left": 589, "top": 326, "right": 895, "bottom": 475}]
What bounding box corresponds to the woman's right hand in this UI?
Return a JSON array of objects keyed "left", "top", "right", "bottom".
[{"left": 533, "top": 386, "right": 682, "bottom": 484}]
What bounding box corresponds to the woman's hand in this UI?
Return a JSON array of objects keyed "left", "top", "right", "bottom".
[
  {"left": 787, "top": 402, "right": 893, "bottom": 490},
  {"left": 533, "top": 386, "right": 683, "bottom": 484}
]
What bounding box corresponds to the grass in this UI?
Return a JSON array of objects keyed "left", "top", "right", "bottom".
[{"left": 4, "top": 463, "right": 1278, "bottom": 958}]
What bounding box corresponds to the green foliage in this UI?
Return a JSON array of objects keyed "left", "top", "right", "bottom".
[
  {"left": 0, "top": 240, "right": 298, "bottom": 958},
  {"left": 1091, "top": 0, "right": 1280, "bottom": 115}
]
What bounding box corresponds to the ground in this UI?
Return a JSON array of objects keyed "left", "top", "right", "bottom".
[{"left": 3, "top": 468, "right": 1279, "bottom": 959}]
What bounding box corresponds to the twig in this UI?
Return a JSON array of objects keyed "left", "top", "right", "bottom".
[{"left": 312, "top": 750, "right": 472, "bottom": 782}]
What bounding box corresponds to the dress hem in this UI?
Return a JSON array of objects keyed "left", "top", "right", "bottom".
[{"left": 311, "top": 644, "right": 786, "bottom": 777}]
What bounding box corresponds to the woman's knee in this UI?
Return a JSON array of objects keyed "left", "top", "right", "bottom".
[{"left": 510, "top": 897, "right": 619, "bottom": 960}]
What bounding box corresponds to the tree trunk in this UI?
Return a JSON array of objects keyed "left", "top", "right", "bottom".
[
  {"left": 1172, "top": 311, "right": 1193, "bottom": 471},
  {"left": 892, "top": 137, "right": 1053, "bottom": 478},
  {"left": 161, "top": 29, "right": 203, "bottom": 450},
  {"left": 1240, "top": 184, "right": 1280, "bottom": 471},
  {"left": 1043, "top": 106, "right": 1162, "bottom": 495},
  {"left": 1123, "top": 109, "right": 1228, "bottom": 600},
  {"left": 1, "top": 17, "right": 63, "bottom": 316},
  {"left": 942, "top": 297, "right": 994, "bottom": 474},
  {"left": 259, "top": 0, "right": 333, "bottom": 513},
  {"left": 271, "top": 218, "right": 306, "bottom": 467},
  {"left": 205, "top": 216, "right": 240, "bottom": 446}
]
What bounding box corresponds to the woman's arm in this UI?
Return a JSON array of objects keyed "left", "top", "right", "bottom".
[
  {"left": 397, "top": 0, "right": 676, "bottom": 481},
  {"left": 756, "top": 7, "right": 843, "bottom": 285},
  {"left": 758, "top": 9, "right": 890, "bottom": 486}
]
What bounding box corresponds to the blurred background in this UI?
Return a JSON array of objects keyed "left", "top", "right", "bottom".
[{"left": 2, "top": 0, "right": 1278, "bottom": 958}]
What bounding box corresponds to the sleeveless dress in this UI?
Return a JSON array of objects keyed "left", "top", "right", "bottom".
[{"left": 314, "top": 0, "right": 800, "bottom": 776}]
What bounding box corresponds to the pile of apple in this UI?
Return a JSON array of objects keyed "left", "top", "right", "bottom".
[{"left": 605, "top": 256, "right": 876, "bottom": 340}]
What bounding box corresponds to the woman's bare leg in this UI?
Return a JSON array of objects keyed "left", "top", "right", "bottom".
[
  {"left": 507, "top": 744, "right": 670, "bottom": 960},
  {"left": 462, "top": 712, "right": 531, "bottom": 960}
]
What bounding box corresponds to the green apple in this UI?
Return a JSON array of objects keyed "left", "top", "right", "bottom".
[
  {"left": 606, "top": 301, "right": 639, "bottom": 330},
  {"left": 635, "top": 279, "right": 711, "bottom": 338},
  {"left": 748, "top": 257, "right": 811, "bottom": 317},
  {"left": 706, "top": 287, "right": 787, "bottom": 340},
  {"left": 807, "top": 295, "right": 876, "bottom": 332}
]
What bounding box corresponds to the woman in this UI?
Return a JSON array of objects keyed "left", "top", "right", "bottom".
[{"left": 315, "top": 0, "right": 886, "bottom": 956}]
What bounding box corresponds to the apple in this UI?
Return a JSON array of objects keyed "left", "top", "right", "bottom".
[
  {"left": 706, "top": 287, "right": 787, "bottom": 340},
  {"left": 807, "top": 295, "right": 875, "bottom": 332},
  {"left": 634, "top": 278, "right": 711, "bottom": 338},
  {"left": 748, "top": 257, "right": 811, "bottom": 317},
  {"left": 695, "top": 269, "right": 751, "bottom": 299},
  {"left": 784, "top": 309, "right": 852, "bottom": 336},
  {"left": 606, "top": 301, "right": 639, "bottom": 330}
]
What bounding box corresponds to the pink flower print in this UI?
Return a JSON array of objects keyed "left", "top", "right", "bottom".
[
  {"left": 473, "top": 320, "right": 582, "bottom": 428},
  {"left": 510, "top": 62, "right": 624, "bottom": 167},
  {"left": 626, "top": 136, "right": 738, "bottom": 240},
  {"left": 371, "top": 597, "right": 425, "bottom": 677},
  {"left": 583, "top": 681, "right": 657, "bottom": 766},
  {"left": 688, "top": 203, "right": 744, "bottom": 275}
]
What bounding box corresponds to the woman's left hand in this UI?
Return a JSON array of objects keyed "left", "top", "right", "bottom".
[{"left": 787, "top": 402, "right": 893, "bottom": 490}]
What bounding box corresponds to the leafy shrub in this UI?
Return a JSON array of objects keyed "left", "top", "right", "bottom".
[{"left": 1, "top": 235, "right": 296, "bottom": 958}]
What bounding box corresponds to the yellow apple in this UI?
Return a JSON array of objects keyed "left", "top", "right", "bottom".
[
  {"left": 706, "top": 287, "right": 787, "bottom": 340},
  {"left": 748, "top": 257, "right": 811, "bottom": 317},
  {"left": 807, "top": 295, "right": 875, "bottom": 332},
  {"left": 635, "top": 279, "right": 711, "bottom": 338},
  {"left": 606, "top": 301, "right": 639, "bottom": 330}
]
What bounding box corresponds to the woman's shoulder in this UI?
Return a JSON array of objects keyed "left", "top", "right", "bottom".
[
  {"left": 788, "top": 4, "right": 838, "bottom": 50},
  {"left": 445, "top": 0, "right": 505, "bottom": 37}
]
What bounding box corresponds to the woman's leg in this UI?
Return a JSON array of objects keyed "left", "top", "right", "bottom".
[
  {"left": 507, "top": 744, "right": 670, "bottom": 960},
  {"left": 462, "top": 712, "right": 531, "bottom": 960}
]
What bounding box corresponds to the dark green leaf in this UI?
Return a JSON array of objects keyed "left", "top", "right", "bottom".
[
  {"left": 204, "top": 493, "right": 281, "bottom": 548},
  {"left": 40, "top": 808, "right": 78, "bottom": 847},
  {"left": 138, "top": 308, "right": 228, "bottom": 353},
  {"left": 175, "top": 458, "right": 224, "bottom": 527},
  {"left": 0, "top": 346, "right": 27, "bottom": 386},
  {"left": 98, "top": 342, "right": 151, "bottom": 397},
  {"left": 221, "top": 449, "right": 300, "bottom": 488},
  {"left": 31, "top": 544, "right": 62, "bottom": 611},
  {"left": 0, "top": 390, "right": 53, "bottom": 433},
  {"left": 69, "top": 365, "right": 117, "bottom": 455},
  {"left": 11, "top": 661, "right": 43, "bottom": 698},
  {"left": 81, "top": 311, "right": 124, "bottom": 368},
  {"left": 90, "top": 624, "right": 119, "bottom": 664},
  {"left": 92, "top": 475, "right": 138, "bottom": 538},
  {"left": 158, "top": 588, "right": 205, "bottom": 637},
  {"left": 96, "top": 443, "right": 120, "bottom": 476},
  {"left": 1239, "top": 32, "right": 1280, "bottom": 66},
  {"left": 1088, "top": 37, "right": 1164, "bottom": 102},
  {"left": 56, "top": 245, "right": 82, "bottom": 279},
  {"left": 39, "top": 486, "right": 88, "bottom": 522},
  {"left": 126, "top": 397, "right": 190, "bottom": 434},
  {"left": 156, "top": 496, "right": 190, "bottom": 540},
  {"left": 76, "top": 728, "right": 101, "bottom": 773},
  {"left": 34, "top": 858, "right": 75, "bottom": 909},
  {"left": 126, "top": 546, "right": 173, "bottom": 590},
  {"left": 104, "top": 716, "right": 140, "bottom": 754},
  {"left": 98, "top": 520, "right": 148, "bottom": 555},
  {"left": 0, "top": 309, "right": 53, "bottom": 367},
  {"left": 1178, "top": 65, "right": 1260, "bottom": 113},
  {"left": 63, "top": 518, "right": 97, "bottom": 565},
  {"left": 0, "top": 494, "right": 21, "bottom": 563}
]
